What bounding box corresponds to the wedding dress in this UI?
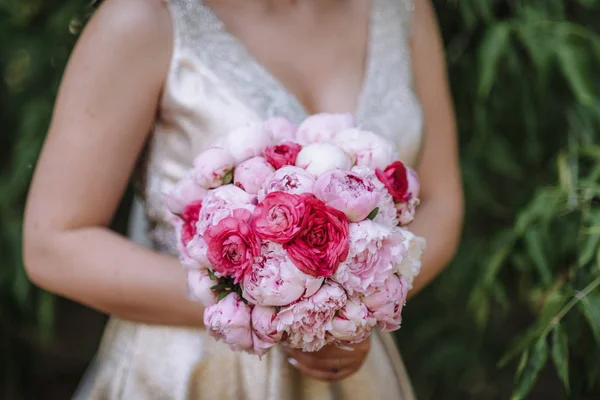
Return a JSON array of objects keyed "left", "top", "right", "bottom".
[{"left": 75, "top": 0, "right": 423, "bottom": 398}]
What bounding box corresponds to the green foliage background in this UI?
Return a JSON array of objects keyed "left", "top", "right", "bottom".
[{"left": 1, "top": 0, "right": 599, "bottom": 399}]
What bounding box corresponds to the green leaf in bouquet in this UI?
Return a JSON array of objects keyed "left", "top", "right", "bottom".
[
  {"left": 217, "top": 291, "right": 233, "bottom": 301},
  {"left": 210, "top": 283, "right": 232, "bottom": 291},
  {"left": 208, "top": 270, "right": 218, "bottom": 281},
  {"left": 551, "top": 324, "right": 570, "bottom": 393},
  {"left": 366, "top": 207, "right": 379, "bottom": 220},
  {"left": 223, "top": 170, "right": 234, "bottom": 185},
  {"left": 510, "top": 337, "right": 548, "bottom": 400}
]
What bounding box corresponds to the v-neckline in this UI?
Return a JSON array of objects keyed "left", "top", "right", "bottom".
[{"left": 200, "top": 0, "right": 378, "bottom": 120}]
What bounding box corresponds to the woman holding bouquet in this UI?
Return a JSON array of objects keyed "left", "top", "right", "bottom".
[{"left": 23, "top": 0, "right": 463, "bottom": 398}]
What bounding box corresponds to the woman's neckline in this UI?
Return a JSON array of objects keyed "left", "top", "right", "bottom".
[{"left": 198, "top": 0, "right": 379, "bottom": 119}]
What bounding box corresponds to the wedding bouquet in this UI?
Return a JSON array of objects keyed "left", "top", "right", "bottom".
[{"left": 167, "top": 113, "right": 425, "bottom": 355}]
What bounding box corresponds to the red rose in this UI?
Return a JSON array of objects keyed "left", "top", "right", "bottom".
[
  {"left": 205, "top": 209, "right": 260, "bottom": 283},
  {"left": 181, "top": 200, "right": 202, "bottom": 246},
  {"left": 375, "top": 161, "right": 410, "bottom": 203},
  {"left": 284, "top": 194, "right": 349, "bottom": 278},
  {"left": 265, "top": 141, "right": 302, "bottom": 169},
  {"left": 252, "top": 192, "right": 306, "bottom": 243}
]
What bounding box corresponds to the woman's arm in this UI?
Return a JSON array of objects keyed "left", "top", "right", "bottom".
[
  {"left": 407, "top": 0, "right": 464, "bottom": 297},
  {"left": 23, "top": 0, "right": 203, "bottom": 327}
]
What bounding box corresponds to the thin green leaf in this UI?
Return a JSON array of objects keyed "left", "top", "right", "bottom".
[
  {"left": 523, "top": 229, "right": 552, "bottom": 287},
  {"left": 510, "top": 337, "right": 548, "bottom": 400},
  {"left": 555, "top": 44, "right": 595, "bottom": 106},
  {"left": 578, "top": 292, "right": 600, "bottom": 343},
  {"left": 478, "top": 23, "right": 511, "bottom": 98},
  {"left": 551, "top": 324, "right": 570, "bottom": 393}
]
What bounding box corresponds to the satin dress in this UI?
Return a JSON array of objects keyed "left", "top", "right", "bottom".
[{"left": 76, "top": 0, "right": 423, "bottom": 398}]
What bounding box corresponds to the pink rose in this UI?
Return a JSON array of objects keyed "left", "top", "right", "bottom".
[
  {"left": 197, "top": 185, "right": 257, "bottom": 235},
  {"left": 264, "top": 142, "right": 302, "bottom": 169},
  {"left": 234, "top": 156, "right": 275, "bottom": 195},
  {"left": 352, "top": 166, "right": 398, "bottom": 227},
  {"left": 332, "top": 128, "right": 399, "bottom": 170},
  {"left": 204, "top": 293, "right": 253, "bottom": 352},
  {"left": 166, "top": 173, "right": 207, "bottom": 215},
  {"left": 375, "top": 161, "right": 413, "bottom": 203},
  {"left": 277, "top": 282, "right": 347, "bottom": 352},
  {"left": 257, "top": 166, "right": 316, "bottom": 201},
  {"left": 251, "top": 305, "right": 284, "bottom": 356},
  {"left": 224, "top": 123, "right": 273, "bottom": 164},
  {"left": 313, "top": 170, "right": 380, "bottom": 222},
  {"left": 187, "top": 269, "right": 216, "bottom": 307},
  {"left": 329, "top": 298, "right": 376, "bottom": 344},
  {"left": 263, "top": 117, "right": 297, "bottom": 143},
  {"left": 252, "top": 192, "right": 305, "bottom": 243},
  {"left": 193, "top": 148, "right": 236, "bottom": 188},
  {"left": 295, "top": 113, "right": 355, "bottom": 145},
  {"left": 394, "top": 228, "right": 425, "bottom": 288},
  {"left": 362, "top": 275, "right": 408, "bottom": 332},
  {"left": 285, "top": 194, "right": 350, "bottom": 278},
  {"left": 205, "top": 208, "right": 261, "bottom": 283},
  {"left": 333, "top": 220, "right": 405, "bottom": 296},
  {"left": 243, "top": 244, "right": 323, "bottom": 306},
  {"left": 295, "top": 143, "right": 352, "bottom": 177}
]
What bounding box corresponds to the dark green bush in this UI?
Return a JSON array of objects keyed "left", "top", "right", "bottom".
[{"left": 1, "top": 1, "right": 599, "bottom": 399}]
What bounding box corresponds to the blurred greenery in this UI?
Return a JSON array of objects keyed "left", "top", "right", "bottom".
[{"left": 1, "top": 0, "right": 599, "bottom": 399}]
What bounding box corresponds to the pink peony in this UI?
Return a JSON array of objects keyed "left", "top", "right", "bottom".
[
  {"left": 394, "top": 228, "right": 426, "bottom": 288},
  {"left": 264, "top": 142, "right": 302, "bottom": 169},
  {"left": 329, "top": 298, "right": 376, "bottom": 344},
  {"left": 242, "top": 244, "right": 323, "bottom": 306},
  {"left": 193, "top": 148, "right": 236, "bottom": 188},
  {"left": 257, "top": 166, "right": 316, "bottom": 201},
  {"left": 313, "top": 170, "right": 380, "bottom": 222},
  {"left": 204, "top": 293, "right": 253, "bottom": 352},
  {"left": 205, "top": 208, "right": 261, "bottom": 283},
  {"left": 263, "top": 117, "right": 297, "bottom": 143},
  {"left": 234, "top": 157, "right": 276, "bottom": 195},
  {"left": 252, "top": 192, "right": 305, "bottom": 244},
  {"left": 332, "top": 220, "right": 406, "bottom": 296},
  {"left": 277, "top": 282, "right": 347, "bottom": 352},
  {"left": 166, "top": 173, "right": 207, "bottom": 215},
  {"left": 284, "top": 194, "right": 350, "bottom": 278},
  {"left": 332, "top": 128, "right": 399, "bottom": 170},
  {"left": 251, "top": 305, "right": 284, "bottom": 356},
  {"left": 362, "top": 275, "right": 409, "bottom": 332},
  {"left": 185, "top": 235, "right": 211, "bottom": 270},
  {"left": 295, "top": 113, "right": 355, "bottom": 145},
  {"left": 224, "top": 123, "right": 272, "bottom": 164},
  {"left": 196, "top": 185, "right": 257, "bottom": 235},
  {"left": 352, "top": 165, "right": 399, "bottom": 227},
  {"left": 295, "top": 143, "right": 352, "bottom": 177},
  {"left": 187, "top": 269, "right": 216, "bottom": 307}
]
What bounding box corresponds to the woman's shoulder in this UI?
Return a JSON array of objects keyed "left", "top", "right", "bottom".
[{"left": 88, "top": 0, "right": 172, "bottom": 48}]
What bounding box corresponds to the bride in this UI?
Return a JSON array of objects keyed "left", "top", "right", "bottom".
[{"left": 23, "top": 0, "right": 463, "bottom": 398}]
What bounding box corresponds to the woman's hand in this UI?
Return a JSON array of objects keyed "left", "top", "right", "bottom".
[{"left": 284, "top": 338, "right": 371, "bottom": 381}]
